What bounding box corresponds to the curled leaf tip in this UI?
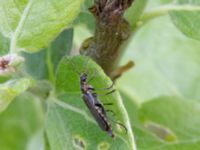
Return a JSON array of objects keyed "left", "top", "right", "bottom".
[{"left": 0, "top": 54, "right": 24, "bottom": 76}]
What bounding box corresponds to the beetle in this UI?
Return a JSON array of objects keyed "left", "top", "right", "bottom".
[
  {"left": 67, "top": 57, "right": 127, "bottom": 138},
  {"left": 80, "top": 72, "right": 115, "bottom": 138}
]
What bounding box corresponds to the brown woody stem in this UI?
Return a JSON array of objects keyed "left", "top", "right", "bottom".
[{"left": 80, "top": 0, "right": 134, "bottom": 78}]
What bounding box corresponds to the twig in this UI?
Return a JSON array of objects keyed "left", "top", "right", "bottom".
[{"left": 80, "top": 0, "right": 134, "bottom": 78}]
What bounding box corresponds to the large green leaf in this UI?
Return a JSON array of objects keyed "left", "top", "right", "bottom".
[
  {"left": 22, "top": 28, "right": 73, "bottom": 81},
  {"left": 0, "top": 78, "right": 33, "bottom": 112},
  {"left": 45, "top": 56, "right": 136, "bottom": 150},
  {"left": 0, "top": 93, "right": 44, "bottom": 150},
  {"left": 118, "top": 16, "right": 200, "bottom": 103},
  {"left": 170, "top": 0, "right": 200, "bottom": 41},
  {"left": 0, "top": 0, "right": 27, "bottom": 37},
  {"left": 0, "top": 0, "right": 83, "bottom": 52},
  {"left": 123, "top": 95, "right": 200, "bottom": 150}
]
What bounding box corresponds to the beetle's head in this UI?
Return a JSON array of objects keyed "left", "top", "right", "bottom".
[{"left": 80, "top": 72, "right": 87, "bottom": 82}]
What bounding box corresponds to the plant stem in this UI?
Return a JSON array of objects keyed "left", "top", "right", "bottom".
[
  {"left": 80, "top": 0, "right": 134, "bottom": 77},
  {"left": 140, "top": 4, "right": 200, "bottom": 26}
]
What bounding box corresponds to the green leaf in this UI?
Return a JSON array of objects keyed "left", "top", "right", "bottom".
[
  {"left": 170, "top": 1, "right": 200, "bottom": 41},
  {"left": 82, "top": 0, "right": 92, "bottom": 9},
  {"left": 50, "top": 29, "right": 73, "bottom": 72},
  {"left": 28, "top": 80, "right": 52, "bottom": 100},
  {"left": 139, "top": 1, "right": 200, "bottom": 40},
  {"left": 0, "top": 0, "right": 83, "bottom": 52},
  {"left": 56, "top": 56, "right": 118, "bottom": 93},
  {"left": 138, "top": 1, "right": 200, "bottom": 37},
  {"left": 0, "top": 0, "right": 27, "bottom": 37},
  {"left": 0, "top": 32, "right": 9, "bottom": 55},
  {"left": 22, "top": 50, "right": 48, "bottom": 80},
  {"left": 126, "top": 96, "right": 200, "bottom": 150},
  {"left": 118, "top": 16, "right": 200, "bottom": 103},
  {"left": 0, "top": 78, "right": 33, "bottom": 112},
  {"left": 139, "top": 97, "right": 200, "bottom": 142},
  {"left": 125, "top": 0, "right": 147, "bottom": 30},
  {"left": 0, "top": 93, "right": 44, "bottom": 150},
  {"left": 121, "top": 93, "right": 200, "bottom": 150},
  {"left": 45, "top": 56, "right": 136, "bottom": 150},
  {"left": 120, "top": 6, "right": 200, "bottom": 149},
  {"left": 74, "top": 0, "right": 95, "bottom": 32},
  {"left": 22, "top": 28, "right": 73, "bottom": 80},
  {"left": 74, "top": 12, "right": 95, "bottom": 32}
]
